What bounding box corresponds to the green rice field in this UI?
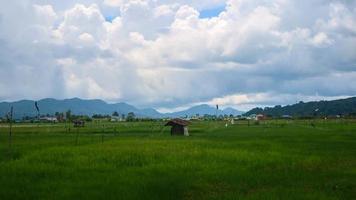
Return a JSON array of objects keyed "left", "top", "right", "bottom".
[{"left": 0, "top": 120, "right": 355, "bottom": 199}]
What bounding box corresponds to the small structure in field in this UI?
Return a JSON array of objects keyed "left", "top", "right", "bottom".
[
  {"left": 256, "top": 114, "right": 266, "bottom": 121},
  {"left": 165, "top": 118, "right": 190, "bottom": 136},
  {"left": 40, "top": 116, "right": 58, "bottom": 123},
  {"left": 73, "top": 120, "right": 85, "bottom": 127},
  {"left": 110, "top": 116, "right": 122, "bottom": 122},
  {"left": 281, "top": 115, "right": 292, "bottom": 119}
]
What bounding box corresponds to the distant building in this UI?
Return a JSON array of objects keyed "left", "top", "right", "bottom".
[
  {"left": 40, "top": 117, "right": 58, "bottom": 123},
  {"left": 248, "top": 114, "right": 256, "bottom": 120},
  {"left": 231, "top": 118, "right": 235, "bottom": 125},
  {"left": 249, "top": 114, "right": 266, "bottom": 121},
  {"left": 165, "top": 118, "right": 190, "bottom": 136},
  {"left": 190, "top": 114, "right": 202, "bottom": 120},
  {"left": 111, "top": 116, "right": 123, "bottom": 122},
  {"left": 281, "top": 115, "right": 292, "bottom": 119},
  {"left": 73, "top": 120, "right": 85, "bottom": 127},
  {"left": 256, "top": 114, "right": 266, "bottom": 121},
  {"left": 235, "top": 116, "right": 247, "bottom": 120}
]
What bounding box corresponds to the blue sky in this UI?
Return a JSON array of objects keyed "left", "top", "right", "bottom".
[
  {"left": 105, "top": 4, "right": 226, "bottom": 21},
  {"left": 0, "top": 0, "right": 356, "bottom": 111},
  {"left": 199, "top": 5, "right": 225, "bottom": 18}
]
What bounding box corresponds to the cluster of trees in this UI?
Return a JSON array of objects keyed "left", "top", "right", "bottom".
[
  {"left": 17, "top": 110, "right": 93, "bottom": 123},
  {"left": 91, "top": 111, "right": 136, "bottom": 121},
  {"left": 245, "top": 97, "right": 356, "bottom": 118},
  {"left": 92, "top": 114, "right": 112, "bottom": 119},
  {"left": 1, "top": 110, "right": 127, "bottom": 123},
  {"left": 54, "top": 110, "right": 92, "bottom": 122},
  {"left": 196, "top": 114, "right": 236, "bottom": 120}
]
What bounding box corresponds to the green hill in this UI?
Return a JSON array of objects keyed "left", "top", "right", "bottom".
[{"left": 245, "top": 97, "right": 356, "bottom": 117}]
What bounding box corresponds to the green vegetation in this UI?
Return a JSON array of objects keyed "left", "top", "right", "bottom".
[
  {"left": 0, "top": 120, "right": 355, "bottom": 200},
  {"left": 245, "top": 97, "right": 356, "bottom": 117}
]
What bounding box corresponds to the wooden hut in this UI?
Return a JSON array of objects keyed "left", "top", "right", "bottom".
[
  {"left": 165, "top": 118, "right": 190, "bottom": 136},
  {"left": 256, "top": 114, "right": 266, "bottom": 121},
  {"left": 73, "top": 120, "right": 85, "bottom": 127}
]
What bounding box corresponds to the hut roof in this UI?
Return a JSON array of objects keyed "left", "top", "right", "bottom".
[{"left": 165, "top": 118, "right": 190, "bottom": 126}]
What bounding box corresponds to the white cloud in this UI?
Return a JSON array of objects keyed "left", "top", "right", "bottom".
[
  {"left": 103, "top": 0, "right": 125, "bottom": 7},
  {"left": 56, "top": 4, "right": 106, "bottom": 43},
  {"left": 154, "top": 4, "right": 175, "bottom": 18},
  {"left": 311, "top": 32, "right": 333, "bottom": 47},
  {"left": 79, "top": 32, "right": 95, "bottom": 44},
  {"left": 33, "top": 4, "right": 57, "bottom": 26},
  {"left": 0, "top": 0, "right": 356, "bottom": 110}
]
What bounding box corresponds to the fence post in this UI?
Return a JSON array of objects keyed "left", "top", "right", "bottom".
[
  {"left": 8, "top": 106, "right": 13, "bottom": 158},
  {"left": 75, "top": 127, "right": 79, "bottom": 145}
]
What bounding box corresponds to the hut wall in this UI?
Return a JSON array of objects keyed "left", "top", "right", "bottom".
[
  {"left": 184, "top": 126, "right": 189, "bottom": 136},
  {"left": 171, "top": 125, "right": 184, "bottom": 135}
]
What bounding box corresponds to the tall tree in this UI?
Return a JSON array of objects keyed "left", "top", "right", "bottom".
[
  {"left": 127, "top": 112, "right": 135, "bottom": 121},
  {"left": 66, "top": 110, "right": 72, "bottom": 121},
  {"left": 112, "top": 111, "right": 119, "bottom": 117}
]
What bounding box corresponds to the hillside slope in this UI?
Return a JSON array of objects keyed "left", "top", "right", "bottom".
[{"left": 245, "top": 97, "right": 356, "bottom": 117}]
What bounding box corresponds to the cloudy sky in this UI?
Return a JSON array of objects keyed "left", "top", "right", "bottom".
[{"left": 0, "top": 0, "right": 355, "bottom": 112}]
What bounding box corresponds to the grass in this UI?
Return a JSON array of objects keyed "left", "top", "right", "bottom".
[{"left": 0, "top": 120, "right": 355, "bottom": 199}]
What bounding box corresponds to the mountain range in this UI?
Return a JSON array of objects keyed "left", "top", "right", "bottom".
[
  {"left": 2, "top": 97, "right": 355, "bottom": 119},
  {"left": 0, "top": 98, "right": 243, "bottom": 119}
]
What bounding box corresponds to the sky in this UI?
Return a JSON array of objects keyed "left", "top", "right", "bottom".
[{"left": 0, "top": 0, "right": 355, "bottom": 112}]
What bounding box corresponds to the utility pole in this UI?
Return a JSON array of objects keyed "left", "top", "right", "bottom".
[{"left": 8, "top": 106, "right": 13, "bottom": 158}]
